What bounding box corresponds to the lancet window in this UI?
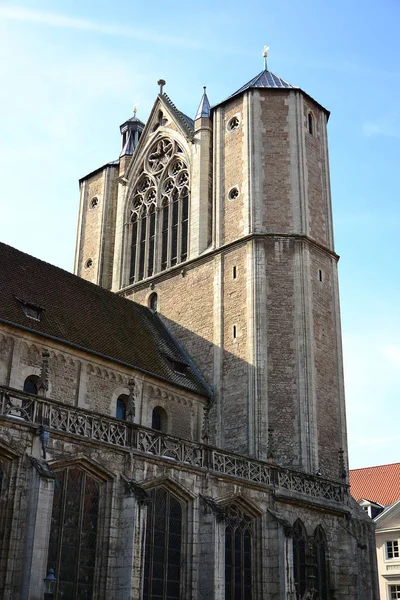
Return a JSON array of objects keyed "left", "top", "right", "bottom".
[
  {"left": 293, "top": 520, "right": 307, "bottom": 599},
  {"left": 224, "top": 504, "right": 254, "bottom": 600},
  {"left": 143, "top": 487, "right": 183, "bottom": 600},
  {"left": 47, "top": 467, "right": 100, "bottom": 600},
  {"left": 313, "top": 526, "right": 328, "bottom": 600},
  {"left": 129, "top": 138, "right": 189, "bottom": 284}
]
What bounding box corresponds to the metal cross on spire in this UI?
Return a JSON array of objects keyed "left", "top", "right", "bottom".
[{"left": 262, "top": 45, "right": 270, "bottom": 70}]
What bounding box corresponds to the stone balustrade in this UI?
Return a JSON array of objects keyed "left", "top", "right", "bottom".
[{"left": 0, "top": 385, "right": 346, "bottom": 504}]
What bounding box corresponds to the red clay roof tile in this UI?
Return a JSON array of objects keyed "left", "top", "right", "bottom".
[{"left": 349, "top": 463, "right": 400, "bottom": 506}]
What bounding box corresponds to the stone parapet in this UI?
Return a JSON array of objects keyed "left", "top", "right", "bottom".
[{"left": 0, "top": 385, "right": 347, "bottom": 507}]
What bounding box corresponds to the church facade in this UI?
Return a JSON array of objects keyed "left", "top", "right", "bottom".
[{"left": 0, "top": 66, "right": 378, "bottom": 599}]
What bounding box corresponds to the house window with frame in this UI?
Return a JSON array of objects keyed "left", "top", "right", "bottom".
[
  {"left": 143, "top": 487, "right": 183, "bottom": 600},
  {"left": 389, "top": 585, "right": 400, "bottom": 599},
  {"left": 224, "top": 504, "right": 254, "bottom": 600},
  {"left": 47, "top": 467, "right": 100, "bottom": 600},
  {"left": 386, "top": 540, "right": 400, "bottom": 560},
  {"left": 128, "top": 137, "right": 190, "bottom": 284}
]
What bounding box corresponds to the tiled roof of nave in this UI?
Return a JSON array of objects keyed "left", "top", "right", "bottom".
[{"left": 0, "top": 241, "right": 210, "bottom": 398}]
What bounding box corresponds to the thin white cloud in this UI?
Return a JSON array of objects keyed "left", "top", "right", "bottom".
[
  {"left": 380, "top": 345, "right": 400, "bottom": 366},
  {"left": 0, "top": 6, "right": 202, "bottom": 49},
  {"left": 362, "top": 112, "right": 400, "bottom": 138}
]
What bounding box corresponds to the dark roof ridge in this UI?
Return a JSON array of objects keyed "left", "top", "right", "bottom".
[{"left": 160, "top": 93, "right": 194, "bottom": 139}]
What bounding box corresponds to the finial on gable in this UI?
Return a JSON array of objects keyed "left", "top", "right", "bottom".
[
  {"left": 262, "top": 45, "right": 270, "bottom": 70},
  {"left": 157, "top": 79, "right": 166, "bottom": 94}
]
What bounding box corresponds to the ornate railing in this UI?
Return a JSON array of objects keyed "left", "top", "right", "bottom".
[{"left": 0, "top": 386, "right": 346, "bottom": 504}]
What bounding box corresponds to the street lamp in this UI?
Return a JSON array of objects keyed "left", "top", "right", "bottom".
[{"left": 43, "top": 567, "right": 56, "bottom": 599}]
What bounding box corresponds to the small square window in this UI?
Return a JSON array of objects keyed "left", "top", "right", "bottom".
[
  {"left": 386, "top": 540, "right": 399, "bottom": 560},
  {"left": 389, "top": 584, "right": 400, "bottom": 599}
]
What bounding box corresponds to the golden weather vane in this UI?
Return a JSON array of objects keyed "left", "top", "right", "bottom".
[{"left": 262, "top": 45, "right": 270, "bottom": 70}]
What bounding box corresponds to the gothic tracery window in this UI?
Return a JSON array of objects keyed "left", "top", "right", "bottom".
[
  {"left": 143, "top": 487, "right": 183, "bottom": 600},
  {"left": 225, "top": 504, "right": 253, "bottom": 600},
  {"left": 293, "top": 520, "right": 307, "bottom": 599},
  {"left": 313, "top": 526, "right": 329, "bottom": 600},
  {"left": 129, "top": 138, "right": 189, "bottom": 283},
  {"left": 47, "top": 467, "right": 100, "bottom": 600}
]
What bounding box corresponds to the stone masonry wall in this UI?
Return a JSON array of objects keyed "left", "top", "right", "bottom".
[
  {"left": 303, "top": 98, "right": 329, "bottom": 247},
  {"left": 0, "top": 416, "right": 378, "bottom": 600},
  {"left": 309, "top": 244, "right": 344, "bottom": 477},
  {"left": 0, "top": 325, "right": 205, "bottom": 441},
  {"left": 260, "top": 92, "right": 292, "bottom": 233},
  {"left": 263, "top": 237, "right": 298, "bottom": 467}
]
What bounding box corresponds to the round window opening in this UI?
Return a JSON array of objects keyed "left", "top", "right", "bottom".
[
  {"left": 228, "top": 187, "right": 239, "bottom": 201},
  {"left": 85, "top": 258, "right": 93, "bottom": 269},
  {"left": 90, "top": 197, "right": 99, "bottom": 209},
  {"left": 228, "top": 116, "right": 240, "bottom": 131}
]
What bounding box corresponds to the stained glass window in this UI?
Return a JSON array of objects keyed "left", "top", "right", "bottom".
[
  {"left": 47, "top": 467, "right": 100, "bottom": 600},
  {"left": 225, "top": 504, "right": 253, "bottom": 600},
  {"left": 143, "top": 488, "right": 182, "bottom": 600},
  {"left": 313, "top": 526, "right": 328, "bottom": 600},
  {"left": 129, "top": 138, "right": 190, "bottom": 283},
  {"left": 293, "top": 520, "right": 307, "bottom": 599}
]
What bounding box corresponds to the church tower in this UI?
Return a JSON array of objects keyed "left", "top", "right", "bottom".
[{"left": 75, "top": 65, "right": 347, "bottom": 481}]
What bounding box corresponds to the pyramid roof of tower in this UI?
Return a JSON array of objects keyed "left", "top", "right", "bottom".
[
  {"left": 350, "top": 463, "right": 400, "bottom": 506},
  {"left": 0, "top": 241, "right": 211, "bottom": 398},
  {"left": 228, "top": 68, "right": 296, "bottom": 99},
  {"left": 213, "top": 68, "right": 329, "bottom": 117}
]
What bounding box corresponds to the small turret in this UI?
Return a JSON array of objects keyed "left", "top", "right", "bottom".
[
  {"left": 119, "top": 113, "right": 145, "bottom": 157},
  {"left": 195, "top": 87, "right": 211, "bottom": 120}
]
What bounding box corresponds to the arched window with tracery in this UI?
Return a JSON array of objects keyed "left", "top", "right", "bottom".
[
  {"left": 128, "top": 137, "right": 190, "bottom": 284},
  {"left": 47, "top": 467, "right": 100, "bottom": 599},
  {"left": 225, "top": 504, "right": 254, "bottom": 600},
  {"left": 313, "top": 526, "right": 329, "bottom": 600},
  {"left": 143, "top": 487, "right": 183, "bottom": 600},
  {"left": 293, "top": 519, "right": 307, "bottom": 600}
]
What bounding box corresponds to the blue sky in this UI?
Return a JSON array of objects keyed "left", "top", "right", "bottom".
[{"left": 0, "top": 0, "right": 399, "bottom": 469}]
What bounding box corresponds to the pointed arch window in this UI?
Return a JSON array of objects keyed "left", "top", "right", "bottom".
[
  {"left": 143, "top": 487, "right": 183, "bottom": 600},
  {"left": 293, "top": 520, "right": 307, "bottom": 599},
  {"left": 225, "top": 504, "right": 254, "bottom": 600},
  {"left": 313, "top": 526, "right": 329, "bottom": 600},
  {"left": 128, "top": 138, "right": 190, "bottom": 284},
  {"left": 47, "top": 467, "right": 100, "bottom": 600}
]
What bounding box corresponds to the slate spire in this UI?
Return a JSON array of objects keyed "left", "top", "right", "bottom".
[{"left": 195, "top": 86, "right": 211, "bottom": 120}]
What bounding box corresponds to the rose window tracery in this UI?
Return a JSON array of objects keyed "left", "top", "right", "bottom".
[{"left": 129, "top": 137, "right": 189, "bottom": 283}]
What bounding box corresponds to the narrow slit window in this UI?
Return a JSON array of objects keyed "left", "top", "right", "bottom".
[
  {"left": 318, "top": 269, "right": 323, "bottom": 282},
  {"left": 233, "top": 266, "right": 237, "bottom": 279},
  {"left": 308, "top": 113, "right": 313, "bottom": 135},
  {"left": 233, "top": 325, "right": 237, "bottom": 339}
]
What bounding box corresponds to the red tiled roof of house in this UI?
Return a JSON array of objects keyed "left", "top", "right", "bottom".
[{"left": 349, "top": 463, "right": 400, "bottom": 506}]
